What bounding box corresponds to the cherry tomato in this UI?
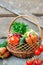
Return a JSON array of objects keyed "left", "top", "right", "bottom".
[
  {"left": 26, "top": 61, "right": 33, "bottom": 65},
  {"left": 33, "top": 59, "right": 41, "bottom": 65},
  {"left": 39, "top": 45, "right": 43, "bottom": 52},
  {"left": 9, "top": 35, "right": 20, "bottom": 45},
  {"left": 34, "top": 49, "right": 41, "bottom": 55}
]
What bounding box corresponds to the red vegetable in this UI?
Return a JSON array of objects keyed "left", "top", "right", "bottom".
[
  {"left": 26, "top": 61, "right": 33, "bottom": 65},
  {"left": 39, "top": 45, "right": 43, "bottom": 52},
  {"left": 8, "top": 34, "right": 20, "bottom": 45},
  {"left": 33, "top": 59, "right": 41, "bottom": 65},
  {"left": 34, "top": 49, "right": 41, "bottom": 55}
]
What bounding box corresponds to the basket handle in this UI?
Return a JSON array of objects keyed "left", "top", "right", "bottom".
[{"left": 8, "top": 15, "right": 42, "bottom": 40}]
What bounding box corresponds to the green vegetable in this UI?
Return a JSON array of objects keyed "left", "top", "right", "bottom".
[
  {"left": 0, "top": 41, "right": 7, "bottom": 48},
  {"left": 20, "top": 36, "right": 25, "bottom": 45},
  {"left": 11, "top": 21, "right": 29, "bottom": 34},
  {"left": 24, "top": 29, "right": 38, "bottom": 37}
]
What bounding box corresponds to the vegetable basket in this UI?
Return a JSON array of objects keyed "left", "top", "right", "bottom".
[{"left": 7, "top": 15, "right": 42, "bottom": 58}]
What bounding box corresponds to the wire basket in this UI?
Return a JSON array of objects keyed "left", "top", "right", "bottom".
[{"left": 7, "top": 15, "right": 42, "bottom": 58}]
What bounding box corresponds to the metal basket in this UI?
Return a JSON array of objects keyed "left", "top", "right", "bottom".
[{"left": 7, "top": 15, "right": 42, "bottom": 58}]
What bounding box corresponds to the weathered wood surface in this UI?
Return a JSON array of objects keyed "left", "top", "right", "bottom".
[{"left": 0, "top": 0, "right": 43, "bottom": 15}]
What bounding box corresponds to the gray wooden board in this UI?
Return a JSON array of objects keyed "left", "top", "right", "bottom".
[
  {"left": 0, "top": 7, "right": 12, "bottom": 14},
  {"left": 0, "top": 39, "right": 43, "bottom": 65},
  {"left": 1, "top": 0, "right": 43, "bottom": 14}
]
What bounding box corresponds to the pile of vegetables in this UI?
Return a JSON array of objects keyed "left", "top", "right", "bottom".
[
  {"left": 0, "top": 47, "right": 10, "bottom": 58},
  {"left": 8, "top": 22, "right": 39, "bottom": 47},
  {"left": 0, "top": 41, "right": 10, "bottom": 58}
]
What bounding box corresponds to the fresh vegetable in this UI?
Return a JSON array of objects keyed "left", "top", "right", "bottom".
[
  {"left": 26, "top": 36, "right": 32, "bottom": 44},
  {"left": 26, "top": 60, "right": 33, "bottom": 65},
  {"left": 0, "top": 51, "right": 10, "bottom": 58},
  {"left": 0, "top": 53, "right": 1, "bottom": 56},
  {"left": 24, "top": 29, "right": 38, "bottom": 37},
  {"left": 34, "top": 49, "right": 41, "bottom": 55},
  {"left": 2, "top": 51, "right": 10, "bottom": 58},
  {"left": 30, "top": 33, "right": 38, "bottom": 43},
  {"left": 8, "top": 33, "right": 21, "bottom": 45},
  {"left": 24, "top": 29, "right": 38, "bottom": 45},
  {"left": 0, "top": 47, "right": 10, "bottom": 58},
  {"left": 11, "top": 21, "right": 28, "bottom": 34},
  {"left": 0, "top": 41, "right": 7, "bottom": 48},
  {"left": 0, "top": 40, "right": 10, "bottom": 58},
  {"left": 39, "top": 45, "right": 43, "bottom": 52},
  {"left": 34, "top": 45, "right": 43, "bottom": 56},
  {"left": 33, "top": 59, "right": 41, "bottom": 65},
  {"left": 25, "top": 33, "right": 38, "bottom": 45},
  {"left": 20, "top": 36, "right": 25, "bottom": 45},
  {"left": 26, "top": 58, "right": 43, "bottom": 65},
  {"left": 0, "top": 47, "right": 7, "bottom": 55}
]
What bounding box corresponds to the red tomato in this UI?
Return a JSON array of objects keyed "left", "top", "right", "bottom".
[
  {"left": 33, "top": 59, "right": 41, "bottom": 65},
  {"left": 26, "top": 61, "right": 33, "bottom": 65},
  {"left": 34, "top": 49, "right": 41, "bottom": 55},
  {"left": 9, "top": 35, "right": 20, "bottom": 45},
  {"left": 39, "top": 45, "right": 43, "bottom": 52}
]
